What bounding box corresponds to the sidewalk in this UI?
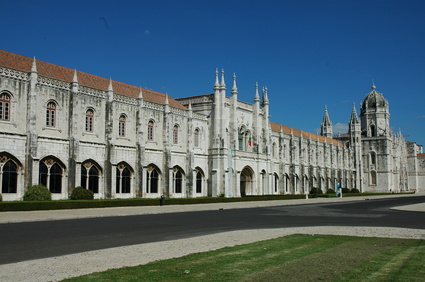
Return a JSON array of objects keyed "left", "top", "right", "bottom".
[{"left": 1, "top": 193, "right": 424, "bottom": 224}]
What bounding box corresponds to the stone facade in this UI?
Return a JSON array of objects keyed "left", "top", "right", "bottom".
[{"left": 0, "top": 50, "right": 423, "bottom": 201}]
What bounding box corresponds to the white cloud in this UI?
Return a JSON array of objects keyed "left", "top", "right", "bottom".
[{"left": 333, "top": 123, "right": 348, "bottom": 135}]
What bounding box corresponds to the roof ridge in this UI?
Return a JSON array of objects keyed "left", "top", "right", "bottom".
[{"left": 0, "top": 50, "right": 186, "bottom": 110}]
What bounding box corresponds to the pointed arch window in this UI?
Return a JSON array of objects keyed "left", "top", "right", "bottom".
[
  {"left": 146, "top": 166, "right": 159, "bottom": 193},
  {"left": 194, "top": 128, "right": 200, "bottom": 147},
  {"left": 370, "top": 152, "right": 377, "bottom": 165},
  {"left": 116, "top": 163, "right": 131, "bottom": 193},
  {"left": 173, "top": 125, "right": 179, "bottom": 144},
  {"left": 370, "top": 124, "right": 376, "bottom": 137},
  {"left": 274, "top": 173, "right": 279, "bottom": 193},
  {"left": 196, "top": 170, "right": 203, "bottom": 193},
  {"left": 238, "top": 131, "right": 244, "bottom": 150},
  {"left": 46, "top": 101, "right": 57, "bottom": 127},
  {"left": 85, "top": 109, "right": 94, "bottom": 132},
  {"left": 119, "top": 115, "right": 126, "bottom": 137},
  {"left": 39, "top": 159, "right": 63, "bottom": 193},
  {"left": 81, "top": 162, "right": 100, "bottom": 193},
  {"left": 0, "top": 92, "right": 11, "bottom": 121},
  {"left": 1, "top": 159, "right": 18, "bottom": 193},
  {"left": 147, "top": 120, "right": 154, "bottom": 141},
  {"left": 173, "top": 168, "right": 184, "bottom": 193}
]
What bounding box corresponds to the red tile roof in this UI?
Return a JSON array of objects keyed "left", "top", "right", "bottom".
[
  {"left": 270, "top": 121, "right": 343, "bottom": 147},
  {"left": 417, "top": 153, "right": 425, "bottom": 157},
  {"left": 0, "top": 50, "right": 186, "bottom": 110}
]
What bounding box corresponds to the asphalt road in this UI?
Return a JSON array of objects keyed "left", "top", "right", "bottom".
[{"left": 1, "top": 195, "right": 424, "bottom": 265}]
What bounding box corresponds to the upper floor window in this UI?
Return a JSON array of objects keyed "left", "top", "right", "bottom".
[
  {"left": 194, "top": 128, "right": 200, "bottom": 147},
  {"left": 85, "top": 109, "right": 94, "bottom": 132},
  {"left": 148, "top": 120, "right": 154, "bottom": 141},
  {"left": 0, "top": 92, "right": 11, "bottom": 121},
  {"left": 119, "top": 115, "right": 126, "bottom": 137},
  {"left": 46, "top": 101, "right": 56, "bottom": 127},
  {"left": 370, "top": 152, "right": 376, "bottom": 165},
  {"left": 173, "top": 125, "right": 179, "bottom": 144}
]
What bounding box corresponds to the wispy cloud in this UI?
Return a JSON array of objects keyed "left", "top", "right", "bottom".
[
  {"left": 333, "top": 123, "right": 348, "bottom": 134},
  {"left": 416, "top": 115, "right": 425, "bottom": 119}
]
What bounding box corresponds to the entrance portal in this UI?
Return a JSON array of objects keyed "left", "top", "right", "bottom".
[{"left": 240, "top": 167, "right": 253, "bottom": 196}]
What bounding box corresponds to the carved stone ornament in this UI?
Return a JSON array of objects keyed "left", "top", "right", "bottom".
[{"left": 0, "top": 156, "right": 9, "bottom": 164}]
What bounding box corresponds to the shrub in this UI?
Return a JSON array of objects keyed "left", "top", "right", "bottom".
[
  {"left": 351, "top": 188, "right": 360, "bottom": 193},
  {"left": 310, "top": 188, "right": 323, "bottom": 195},
  {"left": 341, "top": 188, "right": 351, "bottom": 194},
  {"left": 0, "top": 193, "right": 2, "bottom": 202},
  {"left": 326, "top": 188, "right": 335, "bottom": 194},
  {"left": 71, "top": 187, "right": 94, "bottom": 200},
  {"left": 23, "top": 185, "right": 52, "bottom": 201}
]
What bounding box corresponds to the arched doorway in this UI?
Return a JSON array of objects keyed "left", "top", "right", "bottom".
[{"left": 240, "top": 166, "right": 254, "bottom": 197}]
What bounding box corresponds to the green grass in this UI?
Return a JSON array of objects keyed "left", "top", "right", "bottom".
[{"left": 62, "top": 234, "right": 425, "bottom": 281}]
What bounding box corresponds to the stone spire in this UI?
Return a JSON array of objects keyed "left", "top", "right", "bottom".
[
  {"left": 73, "top": 69, "right": 78, "bottom": 83},
  {"left": 138, "top": 87, "right": 143, "bottom": 100},
  {"left": 164, "top": 94, "right": 170, "bottom": 113},
  {"left": 321, "top": 105, "right": 333, "bottom": 138},
  {"left": 214, "top": 68, "right": 220, "bottom": 90},
  {"left": 31, "top": 57, "right": 37, "bottom": 73},
  {"left": 349, "top": 103, "right": 360, "bottom": 124},
  {"left": 107, "top": 78, "right": 114, "bottom": 102},
  {"left": 220, "top": 69, "right": 226, "bottom": 89},
  {"left": 322, "top": 106, "right": 332, "bottom": 126},
  {"left": 254, "top": 82, "right": 260, "bottom": 103},
  {"left": 71, "top": 69, "right": 79, "bottom": 93},
  {"left": 262, "top": 86, "right": 269, "bottom": 106},
  {"left": 231, "top": 73, "right": 238, "bottom": 95},
  {"left": 108, "top": 78, "right": 113, "bottom": 91}
]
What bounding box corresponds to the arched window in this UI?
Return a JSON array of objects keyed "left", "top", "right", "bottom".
[
  {"left": 1, "top": 159, "right": 17, "bottom": 193},
  {"left": 238, "top": 131, "right": 244, "bottom": 150},
  {"left": 196, "top": 170, "right": 203, "bottom": 193},
  {"left": 39, "top": 159, "right": 63, "bottom": 193},
  {"left": 0, "top": 92, "right": 11, "bottom": 121},
  {"left": 194, "top": 128, "right": 200, "bottom": 147},
  {"left": 370, "top": 152, "right": 376, "bottom": 165},
  {"left": 370, "top": 124, "right": 376, "bottom": 137},
  {"left": 173, "top": 125, "right": 179, "bottom": 144},
  {"left": 274, "top": 173, "right": 279, "bottom": 193},
  {"left": 146, "top": 166, "right": 159, "bottom": 193},
  {"left": 46, "top": 101, "right": 56, "bottom": 127},
  {"left": 173, "top": 168, "right": 184, "bottom": 193},
  {"left": 272, "top": 142, "right": 276, "bottom": 157},
  {"left": 118, "top": 115, "right": 126, "bottom": 137},
  {"left": 81, "top": 162, "right": 100, "bottom": 193},
  {"left": 116, "top": 163, "right": 131, "bottom": 193},
  {"left": 85, "top": 109, "right": 94, "bottom": 132},
  {"left": 147, "top": 120, "right": 154, "bottom": 141}
]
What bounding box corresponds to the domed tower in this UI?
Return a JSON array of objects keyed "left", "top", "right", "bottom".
[
  {"left": 360, "top": 83, "right": 390, "bottom": 137},
  {"left": 360, "top": 84, "right": 393, "bottom": 192}
]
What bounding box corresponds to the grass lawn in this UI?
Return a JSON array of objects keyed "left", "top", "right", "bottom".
[{"left": 63, "top": 234, "right": 425, "bottom": 281}]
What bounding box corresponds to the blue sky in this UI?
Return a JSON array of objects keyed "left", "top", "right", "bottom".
[{"left": 3, "top": 0, "right": 425, "bottom": 145}]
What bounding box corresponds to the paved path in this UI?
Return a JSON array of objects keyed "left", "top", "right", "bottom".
[
  {"left": 1, "top": 193, "right": 424, "bottom": 224},
  {"left": 0, "top": 193, "right": 424, "bottom": 282}
]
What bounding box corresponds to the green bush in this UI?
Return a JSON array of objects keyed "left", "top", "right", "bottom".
[
  {"left": 70, "top": 187, "right": 94, "bottom": 200},
  {"left": 310, "top": 188, "right": 323, "bottom": 195},
  {"left": 341, "top": 188, "right": 351, "bottom": 194},
  {"left": 327, "top": 188, "right": 335, "bottom": 194},
  {"left": 0, "top": 193, "right": 2, "bottom": 202},
  {"left": 351, "top": 188, "right": 360, "bottom": 193},
  {"left": 23, "top": 185, "right": 52, "bottom": 201}
]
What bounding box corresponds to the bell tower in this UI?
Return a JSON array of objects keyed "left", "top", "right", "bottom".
[{"left": 360, "top": 83, "right": 390, "bottom": 137}]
